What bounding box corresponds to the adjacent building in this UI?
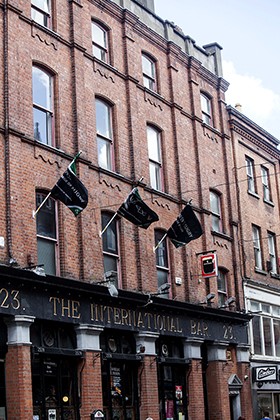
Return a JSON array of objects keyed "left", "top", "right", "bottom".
[
  {"left": 228, "top": 105, "right": 280, "bottom": 419},
  {"left": 0, "top": 1, "right": 278, "bottom": 420}
]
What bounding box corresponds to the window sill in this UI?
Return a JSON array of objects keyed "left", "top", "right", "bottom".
[
  {"left": 254, "top": 268, "right": 267, "bottom": 276},
  {"left": 270, "top": 272, "right": 280, "bottom": 280},
  {"left": 211, "top": 230, "right": 233, "bottom": 241},
  {"left": 247, "top": 190, "right": 259, "bottom": 199},
  {"left": 263, "top": 198, "right": 274, "bottom": 207}
]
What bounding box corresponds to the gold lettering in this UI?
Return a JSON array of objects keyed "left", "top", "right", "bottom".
[
  {"left": 71, "top": 300, "right": 81, "bottom": 319},
  {"left": 137, "top": 312, "right": 144, "bottom": 328},
  {"left": 191, "top": 320, "right": 197, "bottom": 335},
  {"left": 114, "top": 307, "right": 121, "bottom": 324},
  {"left": 145, "top": 312, "right": 153, "bottom": 329},
  {"left": 49, "top": 297, "right": 60, "bottom": 316},
  {"left": 176, "top": 317, "right": 183, "bottom": 333},
  {"left": 11, "top": 290, "right": 20, "bottom": 310},
  {"left": 0, "top": 288, "right": 9, "bottom": 308},
  {"left": 61, "top": 298, "right": 71, "bottom": 318},
  {"left": 170, "top": 317, "right": 177, "bottom": 332},
  {"left": 121, "top": 309, "right": 129, "bottom": 325},
  {"left": 203, "top": 322, "right": 209, "bottom": 336}
]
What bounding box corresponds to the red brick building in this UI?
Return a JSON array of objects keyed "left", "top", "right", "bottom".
[
  {"left": 0, "top": 0, "right": 267, "bottom": 419},
  {"left": 228, "top": 105, "right": 280, "bottom": 419}
]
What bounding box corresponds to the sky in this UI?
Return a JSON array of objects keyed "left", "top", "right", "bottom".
[{"left": 154, "top": 0, "right": 280, "bottom": 141}]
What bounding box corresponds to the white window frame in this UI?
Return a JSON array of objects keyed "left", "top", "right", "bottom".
[
  {"left": 142, "top": 54, "right": 156, "bottom": 91},
  {"left": 246, "top": 156, "right": 256, "bottom": 193},
  {"left": 252, "top": 225, "right": 263, "bottom": 270},
  {"left": 36, "top": 191, "right": 58, "bottom": 276},
  {"left": 268, "top": 232, "right": 277, "bottom": 273},
  {"left": 261, "top": 166, "right": 271, "bottom": 202},
  {"left": 210, "top": 191, "right": 222, "bottom": 233},
  {"left": 31, "top": 0, "right": 51, "bottom": 28},
  {"left": 249, "top": 300, "right": 280, "bottom": 358},
  {"left": 32, "top": 66, "right": 54, "bottom": 146},
  {"left": 101, "top": 213, "right": 120, "bottom": 287},
  {"left": 96, "top": 98, "right": 113, "bottom": 170},
  {"left": 147, "top": 125, "right": 163, "bottom": 191},
  {"left": 155, "top": 230, "right": 170, "bottom": 298},
  {"left": 200, "top": 93, "right": 212, "bottom": 125},
  {"left": 217, "top": 269, "right": 227, "bottom": 307},
  {"left": 91, "top": 21, "right": 108, "bottom": 62}
]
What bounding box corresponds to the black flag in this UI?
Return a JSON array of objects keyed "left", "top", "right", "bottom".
[
  {"left": 167, "top": 204, "right": 203, "bottom": 248},
  {"left": 118, "top": 188, "right": 159, "bottom": 229},
  {"left": 50, "top": 153, "right": 88, "bottom": 217}
]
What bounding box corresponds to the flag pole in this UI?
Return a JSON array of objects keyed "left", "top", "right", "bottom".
[
  {"left": 32, "top": 192, "right": 52, "bottom": 219},
  {"left": 99, "top": 212, "right": 118, "bottom": 237},
  {"left": 153, "top": 232, "right": 167, "bottom": 253}
]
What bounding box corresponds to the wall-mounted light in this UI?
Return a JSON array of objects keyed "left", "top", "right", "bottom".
[{"left": 200, "top": 293, "right": 215, "bottom": 306}]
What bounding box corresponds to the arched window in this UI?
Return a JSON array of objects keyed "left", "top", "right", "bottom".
[
  {"left": 36, "top": 191, "right": 58, "bottom": 275},
  {"left": 200, "top": 92, "right": 213, "bottom": 126},
  {"left": 95, "top": 98, "right": 114, "bottom": 170},
  {"left": 142, "top": 53, "right": 157, "bottom": 91},
  {"left": 91, "top": 21, "right": 109, "bottom": 62},
  {"left": 147, "top": 125, "right": 163, "bottom": 191},
  {"left": 31, "top": 0, "right": 51, "bottom": 28},
  {"left": 32, "top": 66, "right": 54, "bottom": 146}
]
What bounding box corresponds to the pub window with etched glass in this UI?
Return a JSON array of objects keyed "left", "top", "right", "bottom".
[
  {"left": 250, "top": 300, "right": 280, "bottom": 358},
  {"left": 36, "top": 191, "right": 58, "bottom": 276}
]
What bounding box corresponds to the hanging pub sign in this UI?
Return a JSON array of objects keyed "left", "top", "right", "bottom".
[
  {"left": 200, "top": 253, "right": 218, "bottom": 278},
  {"left": 253, "top": 366, "right": 278, "bottom": 382}
]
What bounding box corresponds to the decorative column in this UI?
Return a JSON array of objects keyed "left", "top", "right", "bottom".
[
  {"left": 5, "top": 315, "right": 35, "bottom": 420},
  {"left": 135, "top": 332, "right": 160, "bottom": 420},
  {"left": 184, "top": 338, "right": 205, "bottom": 420},
  {"left": 75, "top": 324, "right": 103, "bottom": 418},
  {"left": 206, "top": 342, "right": 230, "bottom": 420}
]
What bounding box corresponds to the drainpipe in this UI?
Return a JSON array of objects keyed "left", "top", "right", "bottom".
[{"left": 3, "top": 0, "right": 15, "bottom": 264}]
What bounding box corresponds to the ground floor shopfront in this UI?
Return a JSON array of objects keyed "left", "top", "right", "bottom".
[{"left": 0, "top": 266, "right": 253, "bottom": 420}]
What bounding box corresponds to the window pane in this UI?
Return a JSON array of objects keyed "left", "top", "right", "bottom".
[
  {"left": 155, "top": 232, "right": 168, "bottom": 268},
  {"left": 92, "top": 23, "right": 106, "bottom": 49},
  {"left": 93, "top": 45, "right": 106, "bottom": 61},
  {"left": 37, "top": 237, "right": 56, "bottom": 275},
  {"left": 263, "top": 317, "right": 273, "bottom": 356},
  {"left": 157, "top": 269, "right": 169, "bottom": 288},
  {"left": 97, "top": 137, "right": 111, "bottom": 170},
  {"left": 274, "top": 319, "right": 280, "bottom": 357},
  {"left": 252, "top": 316, "right": 261, "bottom": 354},
  {"left": 33, "top": 108, "right": 48, "bottom": 144},
  {"left": 142, "top": 55, "right": 154, "bottom": 78},
  {"left": 149, "top": 162, "right": 161, "bottom": 190},
  {"left": 33, "top": 67, "right": 51, "bottom": 109},
  {"left": 36, "top": 195, "right": 56, "bottom": 239},
  {"left": 102, "top": 214, "right": 117, "bottom": 254},
  {"left": 147, "top": 127, "right": 160, "bottom": 162},
  {"left": 217, "top": 271, "right": 226, "bottom": 292},
  {"left": 211, "top": 215, "right": 221, "bottom": 232},
  {"left": 210, "top": 192, "right": 220, "bottom": 214},
  {"left": 96, "top": 100, "right": 111, "bottom": 138},
  {"left": 32, "top": 0, "right": 49, "bottom": 12}
]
